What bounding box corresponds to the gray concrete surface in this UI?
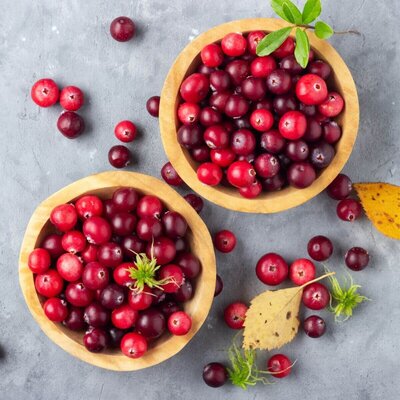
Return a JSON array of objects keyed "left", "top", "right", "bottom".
[{"left": 1, "top": 0, "right": 400, "bottom": 399}]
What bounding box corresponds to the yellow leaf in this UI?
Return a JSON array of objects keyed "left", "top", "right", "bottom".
[{"left": 354, "top": 182, "right": 400, "bottom": 240}]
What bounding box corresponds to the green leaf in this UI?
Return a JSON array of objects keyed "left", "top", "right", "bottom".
[
  {"left": 282, "top": 1, "right": 303, "bottom": 24},
  {"left": 294, "top": 28, "right": 310, "bottom": 68},
  {"left": 315, "top": 21, "right": 334, "bottom": 39},
  {"left": 256, "top": 27, "right": 292, "bottom": 56},
  {"left": 302, "top": 0, "right": 321, "bottom": 24},
  {"left": 270, "top": 0, "right": 288, "bottom": 21}
]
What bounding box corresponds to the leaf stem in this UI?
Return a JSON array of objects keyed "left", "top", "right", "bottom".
[
  {"left": 298, "top": 24, "right": 360, "bottom": 36},
  {"left": 300, "top": 271, "right": 335, "bottom": 288}
]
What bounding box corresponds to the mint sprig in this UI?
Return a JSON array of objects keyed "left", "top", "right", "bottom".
[{"left": 257, "top": 0, "right": 359, "bottom": 68}]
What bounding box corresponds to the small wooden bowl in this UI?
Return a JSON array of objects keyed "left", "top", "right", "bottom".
[
  {"left": 160, "top": 18, "right": 359, "bottom": 213},
  {"left": 19, "top": 171, "right": 216, "bottom": 371}
]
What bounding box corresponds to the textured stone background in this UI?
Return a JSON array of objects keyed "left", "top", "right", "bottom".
[{"left": 1, "top": 0, "right": 400, "bottom": 399}]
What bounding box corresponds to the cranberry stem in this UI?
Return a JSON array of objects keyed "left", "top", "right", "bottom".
[{"left": 298, "top": 24, "right": 361, "bottom": 36}]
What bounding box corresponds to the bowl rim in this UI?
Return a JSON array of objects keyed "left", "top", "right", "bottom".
[
  {"left": 19, "top": 171, "right": 216, "bottom": 371},
  {"left": 159, "top": 18, "right": 359, "bottom": 214}
]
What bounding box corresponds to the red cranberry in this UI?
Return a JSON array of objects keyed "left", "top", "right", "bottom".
[
  {"left": 280, "top": 55, "right": 303, "bottom": 75},
  {"left": 178, "top": 102, "right": 201, "bottom": 126},
  {"left": 249, "top": 109, "right": 274, "bottom": 132},
  {"left": 108, "top": 145, "right": 131, "bottom": 168},
  {"left": 345, "top": 247, "right": 369, "bottom": 271},
  {"left": 35, "top": 270, "right": 63, "bottom": 298},
  {"left": 84, "top": 302, "right": 110, "bottom": 328},
  {"left": 209, "top": 92, "right": 231, "bottom": 113},
  {"left": 224, "top": 302, "right": 248, "bottom": 329},
  {"left": 120, "top": 332, "right": 147, "bottom": 358},
  {"left": 43, "top": 297, "right": 68, "bottom": 322},
  {"left": 214, "top": 230, "right": 236, "bottom": 253},
  {"left": 267, "top": 354, "right": 292, "bottom": 378},
  {"left": 136, "top": 308, "right": 166, "bottom": 339},
  {"left": 256, "top": 253, "right": 288, "bottom": 285},
  {"left": 114, "top": 120, "right": 137, "bottom": 143},
  {"left": 289, "top": 258, "right": 316, "bottom": 286},
  {"left": 111, "top": 304, "right": 138, "bottom": 329},
  {"left": 110, "top": 213, "right": 136, "bottom": 236},
  {"left": 230, "top": 129, "right": 256, "bottom": 155},
  {"left": 224, "top": 94, "right": 249, "bottom": 118},
  {"left": 57, "top": 111, "right": 85, "bottom": 139},
  {"left": 296, "top": 74, "right": 328, "bottom": 105},
  {"left": 302, "top": 282, "right": 330, "bottom": 310},
  {"left": 146, "top": 96, "right": 160, "bottom": 117},
  {"left": 161, "top": 161, "right": 184, "bottom": 186},
  {"left": 266, "top": 69, "right": 292, "bottom": 95},
  {"left": 28, "top": 248, "right": 51, "bottom": 274},
  {"left": 337, "top": 198, "right": 362, "bottom": 222},
  {"left": 221, "top": 32, "right": 247, "bottom": 56},
  {"left": 137, "top": 195, "right": 163, "bottom": 219},
  {"left": 83, "top": 216, "right": 112, "bottom": 245},
  {"left": 121, "top": 236, "right": 145, "bottom": 257},
  {"left": 310, "top": 142, "right": 335, "bottom": 169},
  {"left": 287, "top": 162, "right": 316, "bottom": 188},
  {"left": 31, "top": 78, "right": 59, "bottom": 107},
  {"left": 227, "top": 160, "right": 256, "bottom": 188},
  {"left": 262, "top": 173, "right": 286, "bottom": 192},
  {"left": 318, "top": 92, "right": 344, "bottom": 117},
  {"left": 323, "top": 121, "right": 342, "bottom": 144},
  {"left": 65, "top": 282, "right": 94, "bottom": 307},
  {"left": 112, "top": 188, "right": 139, "bottom": 212},
  {"left": 247, "top": 30, "right": 266, "bottom": 54},
  {"left": 63, "top": 307, "right": 86, "bottom": 331},
  {"left": 147, "top": 237, "right": 176, "bottom": 265},
  {"left": 41, "top": 234, "right": 64, "bottom": 259},
  {"left": 279, "top": 111, "right": 307, "bottom": 140},
  {"left": 75, "top": 195, "right": 103, "bottom": 219},
  {"left": 97, "top": 242, "right": 123, "bottom": 267},
  {"left": 99, "top": 283, "right": 125, "bottom": 310},
  {"left": 303, "top": 117, "right": 322, "bottom": 142},
  {"left": 285, "top": 140, "right": 309, "bottom": 161},
  {"left": 184, "top": 193, "right": 204, "bottom": 213},
  {"left": 203, "top": 363, "right": 228, "bottom": 388},
  {"left": 260, "top": 130, "right": 286, "bottom": 154},
  {"left": 239, "top": 179, "right": 262, "bottom": 198},
  {"left": 61, "top": 230, "right": 86, "bottom": 253},
  {"left": 180, "top": 73, "right": 209, "bottom": 103},
  {"left": 110, "top": 16, "right": 135, "bottom": 41},
  {"left": 303, "top": 315, "right": 326, "bottom": 338},
  {"left": 197, "top": 162, "right": 223, "bottom": 186},
  {"left": 272, "top": 37, "right": 295, "bottom": 58},
  {"left": 241, "top": 77, "right": 267, "bottom": 101},
  {"left": 168, "top": 311, "right": 192, "bottom": 336},
  {"left": 191, "top": 145, "right": 210, "bottom": 162},
  {"left": 200, "top": 107, "right": 222, "bottom": 126},
  {"left": 82, "top": 262, "right": 110, "bottom": 290},
  {"left": 209, "top": 70, "right": 232, "bottom": 92},
  {"left": 201, "top": 43, "right": 224, "bottom": 67},
  {"left": 177, "top": 124, "right": 203, "bottom": 149},
  {"left": 307, "top": 235, "right": 333, "bottom": 261},
  {"left": 158, "top": 264, "right": 184, "bottom": 293},
  {"left": 50, "top": 204, "right": 78, "bottom": 232},
  {"left": 84, "top": 328, "right": 109, "bottom": 353},
  {"left": 173, "top": 280, "right": 194, "bottom": 302},
  {"left": 204, "top": 125, "right": 229, "bottom": 149},
  {"left": 136, "top": 217, "right": 162, "bottom": 241},
  {"left": 327, "top": 174, "right": 352, "bottom": 200},
  {"left": 60, "top": 86, "right": 84, "bottom": 111},
  {"left": 214, "top": 274, "right": 223, "bottom": 297},
  {"left": 250, "top": 56, "right": 277, "bottom": 78},
  {"left": 113, "top": 262, "right": 135, "bottom": 286},
  {"left": 57, "top": 253, "right": 83, "bottom": 282},
  {"left": 307, "top": 60, "right": 331, "bottom": 80},
  {"left": 210, "top": 148, "right": 236, "bottom": 167},
  {"left": 254, "top": 153, "right": 280, "bottom": 179},
  {"left": 128, "top": 286, "right": 153, "bottom": 310},
  {"left": 273, "top": 94, "right": 298, "bottom": 116},
  {"left": 225, "top": 60, "right": 250, "bottom": 86},
  {"left": 162, "top": 211, "right": 188, "bottom": 239}
]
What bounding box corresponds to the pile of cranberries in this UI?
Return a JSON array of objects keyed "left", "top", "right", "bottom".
[
  {"left": 176, "top": 31, "right": 345, "bottom": 198},
  {"left": 28, "top": 187, "right": 204, "bottom": 358}
]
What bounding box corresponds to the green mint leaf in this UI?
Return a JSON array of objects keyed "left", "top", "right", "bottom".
[
  {"left": 294, "top": 28, "right": 310, "bottom": 68},
  {"left": 282, "top": 1, "right": 303, "bottom": 24},
  {"left": 256, "top": 27, "right": 292, "bottom": 56},
  {"left": 302, "top": 0, "right": 322, "bottom": 24},
  {"left": 315, "top": 21, "right": 334, "bottom": 39},
  {"left": 270, "top": 0, "right": 290, "bottom": 21}
]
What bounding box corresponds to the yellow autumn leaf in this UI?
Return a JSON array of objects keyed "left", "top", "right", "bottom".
[{"left": 354, "top": 182, "right": 400, "bottom": 240}]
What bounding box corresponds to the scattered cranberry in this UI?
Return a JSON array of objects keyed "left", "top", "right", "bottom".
[
  {"left": 146, "top": 96, "right": 160, "bottom": 117},
  {"left": 327, "top": 174, "right": 352, "bottom": 200},
  {"left": 57, "top": 111, "right": 85, "bottom": 139},
  {"left": 302, "top": 282, "right": 330, "bottom": 310},
  {"left": 289, "top": 258, "right": 316, "bottom": 286},
  {"left": 28, "top": 248, "right": 51, "bottom": 274},
  {"left": 114, "top": 120, "right": 137, "bottom": 143},
  {"left": 224, "top": 302, "right": 248, "bottom": 329},
  {"left": 256, "top": 253, "right": 288, "bottom": 286},
  {"left": 214, "top": 274, "right": 223, "bottom": 297},
  {"left": 184, "top": 193, "right": 204, "bottom": 213},
  {"left": 214, "top": 230, "right": 236, "bottom": 253},
  {"left": 43, "top": 298, "right": 68, "bottom": 322},
  {"left": 267, "top": 354, "right": 292, "bottom": 378},
  {"left": 110, "top": 17, "right": 135, "bottom": 42},
  {"left": 108, "top": 145, "right": 132, "bottom": 168},
  {"left": 345, "top": 247, "right": 369, "bottom": 271},
  {"left": 303, "top": 315, "right": 326, "bottom": 338},
  {"left": 161, "top": 161, "right": 184, "bottom": 186},
  {"left": 31, "top": 78, "right": 59, "bottom": 107},
  {"left": 59, "top": 86, "right": 84, "bottom": 111},
  {"left": 203, "top": 362, "right": 228, "bottom": 388},
  {"left": 307, "top": 235, "right": 333, "bottom": 261},
  {"left": 337, "top": 199, "right": 362, "bottom": 222},
  {"left": 168, "top": 311, "right": 192, "bottom": 335}
]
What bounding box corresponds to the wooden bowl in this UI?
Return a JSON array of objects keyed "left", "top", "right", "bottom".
[
  {"left": 19, "top": 171, "right": 216, "bottom": 371},
  {"left": 160, "top": 18, "right": 359, "bottom": 213}
]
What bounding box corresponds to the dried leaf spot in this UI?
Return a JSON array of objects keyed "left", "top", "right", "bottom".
[
  {"left": 274, "top": 332, "right": 279, "bottom": 337},
  {"left": 286, "top": 311, "right": 291, "bottom": 320}
]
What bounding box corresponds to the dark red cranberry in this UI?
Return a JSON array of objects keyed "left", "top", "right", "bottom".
[
  {"left": 278, "top": 154, "right": 291, "bottom": 169},
  {"left": 158, "top": 301, "right": 182, "bottom": 317},
  {"left": 233, "top": 116, "right": 252, "bottom": 130},
  {"left": 63, "top": 307, "right": 86, "bottom": 331},
  {"left": 303, "top": 315, "right": 326, "bottom": 338},
  {"left": 136, "top": 308, "right": 166, "bottom": 339},
  {"left": 99, "top": 284, "right": 125, "bottom": 310},
  {"left": 262, "top": 173, "right": 286, "bottom": 191},
  {"left": 203, "top": 363, "right": 228, "bottom": 388},
  {"left": 337, "top": 199, "right": 362, "bottom": 221},
  {"left": 191, "top": 145, "right": 210, "bottom": 162},
  {"left": 214, "top": 274, "right": 223, "bottom": 297},
  {"left": 225, "top": 60, "right": 250, "bottom": 86},
  {"left": 180, "top": 73, "right": 210, "bottom": 103},
  {"left": 110, "top": 16, "right": 135, "bottom": 41},
  {"left": 266, "top": 69, "right": 292, "bottom": 95},
  {"left": 280, "top": 55, "right": 303, "bottom": 75},
  {"left": 253, "top": 98, "right": 273, "bottom": 111},
  {"left": 65, "top": 282, "right": 94, "bottom": 307},
  {"left": 247, "top": 30, "right": 266, "bottom": 54},
  {"left": 310, "top": 142, "right": 335, "bottom": 169},
  {"left": 82, "top": 262, "right": 110, "bottom": 290},
  {"left": 307, "top": 235, "right": 333, "bottom": 261},
  {"left": 287, "top": 162, "right": 316, "bottom": 188},
  {"left": 224, "top": 94, "right": 249, "bottom": 118},
  {"left": 209, "top": 92, "right": 231, "bottom": 113},
  {"left": 299, "top": 103, "right": 317, "bottom": 117},
  {"left": 161, "top": 161, "right": 184, "bottom": 186},
  {"left": 112, "top": 187, "right": 139, "bottom": 212},
  {"left": 323, "top": 121, "right": 342, "bottom": 144},
  {"left": 162, "top": 211, "right": 188, "bottom": 239},
  {"left": 345, "top": 247, "right": 369, "bottom": 271},
  {"left": 272, "top": 37, "right": 295, "bottom": 58},
  {"left": 241, "top": 77, "right": 267, "bottom": 101},
  {"left": 84, "top": 302, "right": 110, "bottom": 328},
  {"left": 103, "top": 199, "right": 118, "bottom": 219},
  {"left": 303, "top": 117, "right": 322, "bottom": 142},
  {"left": 197, "top": 64, "right": 215, "bottom": 75},
  {"left": 147, "top": 237, "right": 176, "bottom": 265},
  {"left": 121, "top": 235, "right": 146, "bottom": 257},
  {"left": 184, "top": 193, "right": 204, "bottom": 213},
  {"left": 97, "top": 242, "right": 123, "bottom": 267},
  {"left": 108, "top": 327, "right": 126, "bottom": 348},
  {"left": 41, "top": 233, "right": 64, "bottom": 259},
  {"left": 204, "top": 125, "right": 230, "bottom": 149},
  {"left": 254, "top": 153, "right": 280, "bottom": 179},
  {"left": 302, "top": 282, "right": 330, "bottom": 310},
  {"left": 83, "top": 215, "right": 113, "bottom": 245},
  {"left": 110, "top": 213, "right": 136, "bottom": 236},
  {"left": 137, "top": 195, "right": 163, "bottom": 219},
  {"left": 307, "top": 60, "right": 331, "bottom": 80},
  {"left": 230, "top": 129, "right": 256, "bottom": 155},
  {"left": 210, "top": 70, "right": 232, "bottom": 92},
  {"left": 136, "top": 217, "right": 162, "bottom": 241},
  {"left": 260, "top": 130, "right": 286, "bottom": 154},
  {"left": 151, "top": 288, "right": 167, "bottom": 306},
  {"left": 173, "top": 280, "right": 194, "bottom": 302},
  {"left": 273, "top": 94, "right": 298, "bottom": 116},
  {"left": 108, "top": 145, "right": 131, "bottom": 168},
  {"left": 57, "top": 111, "right": 85, "bottom": 139},
  {"left": 60, "top": 86, "right": 84, "bottom": 111},
  {"left": 199, "top": 107, "right": 222, "bottom": 126},
  {"left": 177, "top": 124, "right": 203, "bottom": 149},
  {"left": 83, "top": 328, "right": 109, "bottom": 352},
  {"left": 176, "top": 252, "right": 201, "bottom": 279},
  {"left": 327, "top": 174, "right": 352, "bottom": 200},
  {"left": 146, "top": 96, "right": 160, "bottom": 117},
  {"left": 285, "top": 140, "right": 309, "bottom": 161}
]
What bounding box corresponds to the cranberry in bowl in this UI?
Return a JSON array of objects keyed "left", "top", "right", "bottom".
[{"left": 19, "top": 171, "right": 216, "bottom": 370}]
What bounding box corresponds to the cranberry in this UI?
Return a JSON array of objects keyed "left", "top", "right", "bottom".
[
  {"left": 345, "top": 247, "right": 369, "bottom": 271},
  {"left": 83, "top": 216, "right": 112, "bottom": 245},
  {"left": 303, "top": 315, "right": 326, "bottom": 338},
  {"left": 278, "top": 154, "right": 291, "bottom": 169},
  {"left": 249, "top": 109, "right": 274, "bottom": 132},
  {"left": 272, "top": 37, "right": 295, "bottom": 58},
  {"left": 75, "top": 195, "right": 103, "bottom": 219},
  {"left": 225, "top": 60, "right": 250, "bottom": 86},
  {"left": 35, "top": 269, "right": 63, "bottom": 298},
  {"left": 136, "top": 217, "right": 162, "bottom": 241},
  {"left": 50, "top": 204, "right": 78, "bottom": 232},
  {"left": 56, "top": 253, "right": 83, "bottom": 282},
  {"left": 110, "top": 16, "right": 135, "bottom": 41},
  {"left": 285, "top": 140, "right": 309, "bottom": 161},
  {"left": 289, "top": 258, "right": 316, "bottom": 286},
  {"left": 198, "top": 64, "right": 215, "bottom": 75},
  {"left": 279, "top": 111, "right": 307, "bottom": 140},
  {"left": 241, "top": 77, "right": 267, "bottom": 101},
  {"left": 303, "top": 117, "right": 322, "bottom": 142},
  {"left": 296, "top": 74, "right": 328, "bottom": 105},
  {"left": 65, "top": 282, "right": 94, "bottom": 307},
  {"left": 239, "top": 179, "right": 262, "bottom": 198},
  {"left": 287, "top": 162, "right": 316, "bottom": 188},
  {"left": 209, "top": 92, "right": 231, "bottom": 113},
  {"left": 210, "top": 148, "right": 236, "bottom": 167},
  {"left": 209, "top": 70, "right": 231, "bottom": 92},
  {"left": 28, "top": 248, "right": 51, "bottom": 274},
  {"left": 99, "top": 283, "right": 125, "bottom": 310},
  {"left": 302, "top": 282, "right": 330, "bottom": 310},
  {"left": 178, "top": 102, "right": 201, "bottom": 126},
  {"left": 214, "top": 274, "right": 223, "bottom": 297},
  {"left": 111, "top": 304, "right": 138, "bottom": 329},
  {"left": 57, "top": 111, "right": 85, "bottom": 139},
  {"left": 114, "top": 120, "right": 137, "bottom": 143},
  {"left": 84, "top": 302, "right": 110, "bottom": 328},
  {"left": 307, "top": 60, "right": 331, "bottom": 80},
  {"left": 121, "top": 236, "right": 145, "bottom": 257},
  {"left": 230, "top": 129, "right": 256, "bottom": 155},
  {"left": 59, "top": 86, "right": 84, "bottom": 112},
  {"left": 256, "top": 253, "right": 288, "bottom": 286},
  {"left": 63, "top": 307, "right": 86, "bottom": 331},
  {"left": 262, "top": 173, "right": 286, "bottom": 192},
  {"left": 280, "top": 55, "right": 302, "bottom": 75},
  {"left": 43, "top": 297, "right": 68, "bottom": 322},
  {"left": 267, "top": 354, "right": 292, "bottom": 378},
  {"left": 103, "top": 199, "right": 118, "bottom": 219},
  {"left": 337, "top": 199, "right": 362, "bottom": 221},
  {"left": 111, "top": 188, "right": 138, "bottom": 213},
  {"left": 136, "top": 308, "right": 166, "bottom": 339},
  {"left": 221, "top": 32, "right": 247, "bottom": 56},
  {"left": 299, "top": 102, "right": 317, "bottom": 117},
  {"left": 84, "top": 328, "right": 109, "bottom": 353},
  {"left": 180, "top": 73, "right": 209, "bottom": 103},
  {"left": 200, "top": 106, "right": 222, "bottom": 127},
  {"left": 204, "top": 125, "right": 229, "bottom": 149},
  {"left": 112, "top": 262, "right": 134, "bottom": 287},
  {"left": 203, "top": 362, "right": 228, "bottom": 387},
  {"left": 161, "top": 161, "right": 184, "bottom": 186},
  {"left": 110, "top": 213, "right": 136, "bottom": 236},
  {"left": 214, "top": 230, "right": 236, "bottom": 253},
  {"left": 201, "top": 43, "right": 224, "bottom": 67},
  {"left": 162, "top": 211, "right": 188, "bottom": 239},
  {"left": 233, "top": 116, "right": 252, "bottom": 130},
  {"left": 224, "top": 302, "right": 248, "bottom": 329},
  {"left": 31, "top": 78, "right": 59, "bottom": 107},
  {"left": 254, "top": 153, "right": 280, "bottom": 179},
  {"left": 41, "top": 234, "right": 64, "bottom": 259},
  {"left": 307, "top": 235, "right": 333, "bottom": 261},
  {"left": 151, "top": 287, "right": 167, "bottom": 305},
  {"left": 310, "top": 142, "right": 335, "bottom": 169},
  {"left": 128, "top": 286, "right": 153, "bottom": 310},
  {"left": 266, "top": 69, "right": 292, "bottom": 95},
  {"left": 108, "top": 145, "right": 131, "bottom": 168},
  {"left": 318, "top": 92, "right": 344, "bottom": 117},
  {"left": 121, "top": 332, "right": 147, "bottom": 358},
  {"left": 247, "top": 30, "right": 265, "bottom": 54},
  {"left": 323, "top": 121, "right": 342, "bottom": 144},
  {"left": 250, "top": 56, "right": 277, "bottom": 78},
  {"left": 82, "top": 262, "right": 110, "bottom": 290},
  {"left": 61, "top": 230, "right": 86, "bottom": 254},
  {"left": 176, "top": 252, "right": 201, "bottom": 279},
  {"left": 191, "top": 145, "right": 210, "bottom": 162},
  {"left": 184, "top": 193, "right": 204, "bottom": 213},
  {"left": 97, "top": 242, "right": 123, "bottom": 267},
  {"left": 197, "top": 162, "right": 223, "bottom": 186},
  {"left": 327, "top": 174, "right": 352, "bottom": 200},
  {"left": 224, "top": 94, "right": 249, "bottom": 118},
  {"left": 158, "top": 300, "right": 182, "bottom": 317},
  {"left": 227, "top": 160, "right": 255, "bottom": 188},
  {"left": 158, "top": 264, "right": 184, "bottom": 293},
  {"left": 168, "top": 311, "right": 192, "bottom": 335},
  {"left": 147, "top": 237, "right": 176, "bottom": 265},
  {"left": 137, "top": 195, "right": 163, "bottom": 219},
  {"left": 173, "top": 279, "right": 194, "bottom": 302},
  {"left": 260, "top": 130, "right": 286, "bottom": 154},
  {"left": 146, "top": 96, "right": 160, "bottom": 117}
]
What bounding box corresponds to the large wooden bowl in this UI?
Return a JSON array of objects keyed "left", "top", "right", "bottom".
[
  {"left": 160, "top": 18, "right": 359, "bottom": 213},
  {"left": 19, "top": 171, "right": 216, "bottom": 371}
]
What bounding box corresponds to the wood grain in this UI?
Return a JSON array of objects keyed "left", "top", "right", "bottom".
[
  {"left": 160, "top": 18, "right": 359, "bottom": 213},
  {"left": 19, "top": 171, "right": 216, "bottom": 371}
]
